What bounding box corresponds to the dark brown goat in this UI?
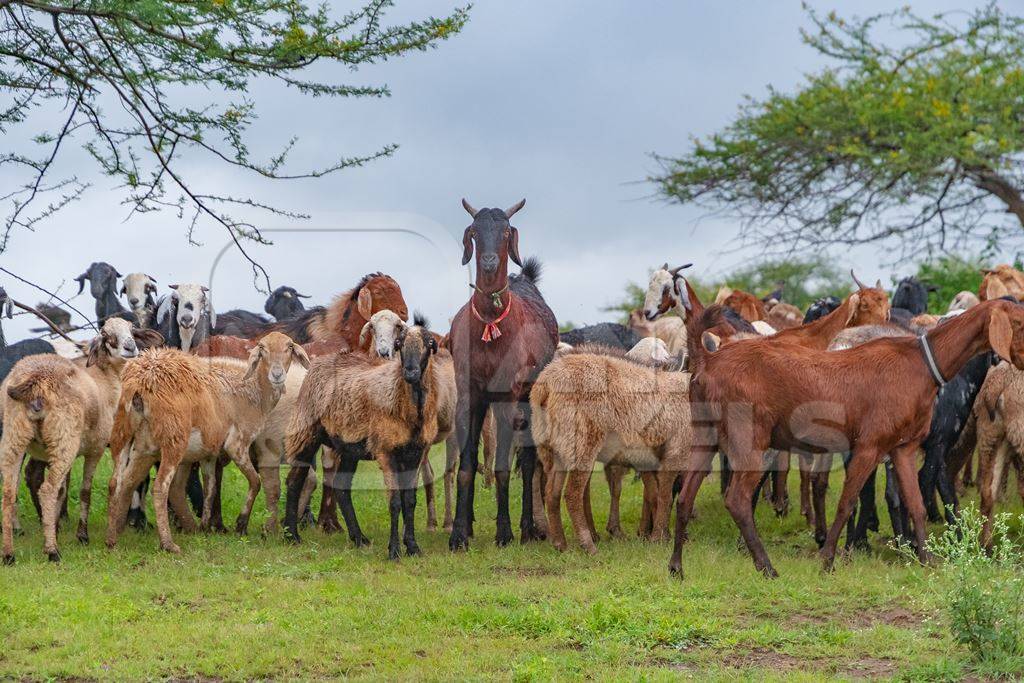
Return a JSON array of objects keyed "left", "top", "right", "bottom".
[
  {"left": 447, "top": 198, "right": 559, "bottom": 550},
  {"left": 670, "top": 297, "right": 1024, "bottom": 579}
]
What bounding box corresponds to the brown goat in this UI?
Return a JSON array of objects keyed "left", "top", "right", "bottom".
[
  {"left": 979, "top": 264, "right": 1024, "bottom": 301},
  {"left": 0, "top": 319, "right": 161, "bottom": 563},
  {"left": 274, "top": 273, "right": 409, "bottom": 348},
  {"left": 721, "top": 289, "right": 767, "bottom": 323},
  {"left": 106, "top": 332, "right": 308, "bottom": 553},
  {"left": 670, "top": 297, "right": 1024, "bottom": 579}
]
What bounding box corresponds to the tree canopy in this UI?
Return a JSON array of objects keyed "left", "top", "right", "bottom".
[
  {"left": 0, "top": 0, "right": 467, "bottom": 287},
  {"left": 650, "top": 3, "right": 1024, "bottom": 262}
]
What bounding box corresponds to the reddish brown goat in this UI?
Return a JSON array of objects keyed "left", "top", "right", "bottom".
[
  {"left": 670, "top": 297, "right": 1024, "bottom": 579},
  {"left": 223, "top": 274, "right": 408, "bottom": 349},
  {"left": 980, "top": 264, "right": 1024, "bottom": 301},
  {"left": 721, "top": 290, "right": 767, "bottom": 323}
]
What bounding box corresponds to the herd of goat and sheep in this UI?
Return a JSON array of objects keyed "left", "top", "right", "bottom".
[{"left": 1, "top": 198, "right": 1023, "bottom": 579}]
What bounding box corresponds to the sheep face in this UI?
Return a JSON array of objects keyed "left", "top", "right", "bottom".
[
  {"left": 87, "top": 318, "right": 138, "bottom": 366},
  {"left": 244, "top": 331, "right": 310, "bottom": 389},
  {"left": 643, "top": 263, "right": 692, "bottom": 321},
  {"left": 168, "top": 283, "right": 214, "bottom": 352},
  {"left": 397, "top": 327, "right": 437, "bottom": 385},
  {"left": 264, "top": 286, "right": 308, "bottom": 321},
  {"left": 121, "top": 273, "right": 158, "bottom": 316},
  {"left": 360, "top": 309, "right": 407, "bottom": 358},
  {"left": 75, "top": 262, "right": 122, "bottom": 299},
  {"left": 949, "top": 291, "right": 980, "bottom": 312}
]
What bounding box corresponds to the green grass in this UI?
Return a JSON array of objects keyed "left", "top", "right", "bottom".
[{"left": 0, "top": 447, "right": 1017, "bottom": 681}]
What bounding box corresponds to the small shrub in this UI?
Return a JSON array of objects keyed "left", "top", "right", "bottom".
[{"left": 921, "top": 506, "right": 1024, "bottom": 676}]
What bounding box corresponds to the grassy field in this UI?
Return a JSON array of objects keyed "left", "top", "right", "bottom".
[{"left": 0, "top": 447, "right": 1018, "bottom": 681}]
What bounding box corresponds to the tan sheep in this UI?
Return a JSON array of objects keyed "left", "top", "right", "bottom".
[
  {"left": 283, "top": 322, "right": 456, "bottom": 559},
  {"left": 105, "top": 332, "right": 309, "bottom": 553},
  {"left": 972, "top": 362, "right": 1024, "bottom": 548},
  {"left": 0, "top": 318, "right": 161, "bottom": 563},
  {"left": 531, "top": 350, "right": 691, "bottom": 553}
]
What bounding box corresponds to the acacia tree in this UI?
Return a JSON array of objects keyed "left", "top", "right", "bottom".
[
  {"left": 651, "top": 3, "right": 1024, "bottom": 261},
  {"left": 0, "top": 0, "right": 467, "bottom": 287}
]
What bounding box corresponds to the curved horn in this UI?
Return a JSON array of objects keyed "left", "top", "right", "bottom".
[
  {"left": 505, "top": 198, "right": 526, "bottom": 218},
  {"left": 295, "top": 292, "right": 311, "bottom": 299},
  {"left": 146, "top": 274, "right": 157, "bottom": 284},
  {"left": 850, "top": 269, "right": 868, "bottom": 290},
  {"left": 669, "top": 263, "right": 693, "bottom": 276},
  {"left": 461, "top": 198, "right": 478, "bottom": 217},
  {"left": 75, "top": 272, "right": 88, "bottom": 294},
  {"left": 168, "top": 284, "right": 179, "bottom": 290}
]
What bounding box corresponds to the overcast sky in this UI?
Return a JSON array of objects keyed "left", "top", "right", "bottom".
[{"left": 0, "top": 0, "right": 993, "bottom": 340}]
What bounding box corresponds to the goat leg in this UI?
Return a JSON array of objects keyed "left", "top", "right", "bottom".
[
  {"left": 336, "top": 448, "right": 369, "bottom": 547},
  {"left": 821, "top": 446, "right": 882, "bottom": 572}
]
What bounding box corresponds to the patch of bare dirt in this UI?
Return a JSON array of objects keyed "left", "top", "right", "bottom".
[
  {"left": 722, "top": 648, "right": 811, "bottom": 671},
  {"left": 784, "top": 605, "right": 928, "bottom": 630},
  {"left": 838, "top": 657, "right": 899, "bottom": 680}
]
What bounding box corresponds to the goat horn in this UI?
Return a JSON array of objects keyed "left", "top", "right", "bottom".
[
  {"left": 875, "top": 279, "right": 882, "bottom": 289},
  {"left": 850, "top": 270, "right": 868, "bottom": 290},
  {"left": 505, "top": 198, "right": 526, "bottom": 218},
  {"left": 296, "top": 292, "right": 311, "bottom": 298},
  {"left": 669, "top": 263, "right": 693, "bottom": 276},
  {"left": 461, "top": 198, "right": 478, "bottom": 217},
  {"left": 168, "top": 284, "right": 179, "bottom": 290},
  {"left": 147, "top": 274, "right": 157, "bottom": 283}
]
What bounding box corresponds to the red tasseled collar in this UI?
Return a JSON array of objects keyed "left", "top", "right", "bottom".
[{"left": 471, "top": 295, "right": 513, "bottom": 342}]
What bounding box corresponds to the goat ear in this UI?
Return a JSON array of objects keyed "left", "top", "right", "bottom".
[
  {"left": 987, "top": 278, "right": 1010, "bottom": 300},
  {"left": 461, "top": 227, "right": 474, "bottom": 266},
  {"left": 714, "top": 287, "right": 732, "bottom": 304},
  {"left": 291, "top": 343, "right": 311, "bottom": 369},
  {"left": 507, "top": 226, "right": 522, "bottom": 267},
  {"left": 357, "top": 287, "right": 373, "bottom": 321},
  {"left": 75, "top": 273, "right": 88, "bottom": 294},
  {"left": 133, "top": 328, "right": 164, "bottom": 350},
  {"left": 701, "top": 331, "right": 720, "bottom": 353},
  {"left": 989, "top": 308, "right": 1013, "bottom": 363},
  {"left": 844, "top": 292, "right": 861, "bottom": 325},
  {"left": 243, "top": 345, "right": 262, "bottom": 381},
  {"left": 359, "top": 321, "right": 372, "bottom": 349}
]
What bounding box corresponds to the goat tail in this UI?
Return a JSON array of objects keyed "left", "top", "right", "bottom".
[{"left": 519, "top": 257, "right": 542, "bottom": 284}]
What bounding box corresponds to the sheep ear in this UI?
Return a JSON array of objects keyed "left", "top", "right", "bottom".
[
  {"left": 292, "top": 343, "right": 311, "bottom": 369},
  {"left": 357, "top": 287, "right": 373, "bottom": 320},
  {"left": 989, "top": 307, "right": 1013, "bottom": 363},
  {"left": 461, "top": 227, "right": 474, "bottom": 266},
  {"left": 844, "top": 293, "right": 861, "bottom": 325},
  {"left": 85, "top": 336, "right": 103, "bottom": 367},
  {"left": 507, "top": 226, "right": 522, "bottom": 267},
  {"left": 359, "top": 321, "right": 372, "bottom": 349},
  {"left": 133, "top": 329, "right": 164, "bottom": 350},
  {"left": 701, "top": 332, "right": 720, "bottom": 353},
  {"left": 243, "top": 346, "right": 262, "bottom": 381}
]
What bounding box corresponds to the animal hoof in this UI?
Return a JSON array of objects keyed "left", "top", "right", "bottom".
[
  {"left": 2, "top": 554, "right": 14, "bottom": 566},
  {"left": 388, "top": 547, "right": 401, "bottom": 561},
  {"left": 77, "top": 533, "right": 89, "bottom": 545},
  {"left": 425, "top": 521, "right": 437, "bottom": 532},
  {"left": 582, "top": 544, "right": 598, "bottom": 556},
  {"left": 406, "top": 544, "right": 422, "bottom": 557},
  {"left": 234, "top": 515, "right": 250, "bottom": 535},
  {"left": 47, "top": 551, "right": 61, "bottom": 563},
  {"left": 448, "top": 531, "right": 469, "bottom": 552},
  {"left": 161, "top": 543, "right": 182, "bottom": 554},
  {"left": 520, "top": 523, "right": 546, "bottom": 543},
  {"left": 761, "top": 565, "right": 779, "bottom": 579},
  {"left": 284, "top": 529, "right": 302, "bottom": 545},
  {"left": 814, "top": 533, "right": 827, "bottom": 549},
  {"left": 668, "top": 561, "right": 684, "bottom": 578},
  {"left": 495, "top": 527, "right": 514, "bottom": 547},
  {"left": 351, "top": 534, "right": 371, "bottom": 548}
]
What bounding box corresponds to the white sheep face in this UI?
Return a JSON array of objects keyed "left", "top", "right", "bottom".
[
  {"left": 361, "top": 309, "right": 407, "bottom": 358},
  {"left": 122, "top": 273, "right": 157, "bottom": 317},
  {"left": 169, "top": 283, "right": 213, "bottom": 352},
  {"left": 100, "top": 318, "right": 139, "bottom": 361}
]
